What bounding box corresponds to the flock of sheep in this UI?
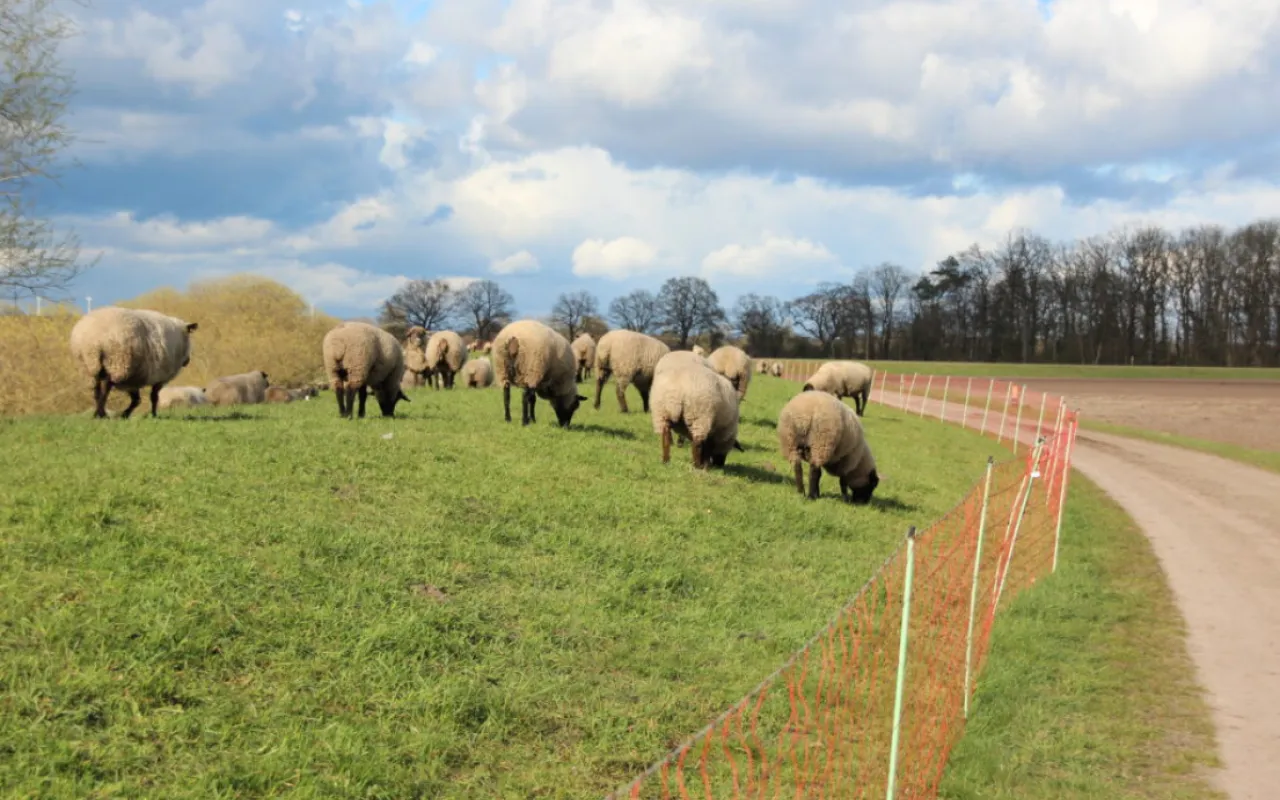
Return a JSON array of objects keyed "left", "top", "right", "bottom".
[{"left": 67, "top": 306, "right": 881, "bottom": 504}]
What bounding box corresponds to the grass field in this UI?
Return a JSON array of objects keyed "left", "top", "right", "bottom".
[
  {"left": 859, "top": 361, "right": 1280, "bottom": 381},
  {"left": 1081, "top": 420, "right": 1280, "bottom": 476},
  {"left": 941, "top": 473, "right": 1224, "bottom": 799},
  {"left": 1, "top": 374, "right": 1017, "bottom": 798}
]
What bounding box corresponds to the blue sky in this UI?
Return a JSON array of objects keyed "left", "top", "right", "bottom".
[{"left": 44, "top": 0, "right": 1280, "bottom": 319}]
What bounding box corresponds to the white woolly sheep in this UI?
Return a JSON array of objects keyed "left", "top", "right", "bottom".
[
  {"left": 692, "top": 345, "right": 706, "bottom": 357},
  {"left": 777, "top": 389, "right": 879, "bottom": 504},
  {"left": 426, "top": 330, "right": 468, "bottom": 389},
  {"left": 156, "top": 385, "right": 207, "bottom": 410},
  {"left": 491, "top": 319, "right": 587, "bottom": 427},
  {"left": 571, "top": 333, "right": 597, "bottom": 383},
  {"left": 402, "top": 326, "right": 436, "bottom": 389},
  {"left": 802, "top": 360, "right": 874, "bottom": 415},
  {"left": 460, "top": 358, "right": 495, "bottom": 388},
  {"left": 593, "top": 329, "right": 670, "bottom": 414},
  {"left": 707, "top": 345, "right": 753, "bottom": 400},
  {"left": 650, "top": 361, "right": 743, "bottom": 469},
  {"left": 756, "top": 360, "right": 769, "bottom": 374},
  {"left": 770, "top": 362, "right": 784, "bottom": 378},
  {"left": 206, "top": 370, "right": 270, "bottom": 407},
  {"left": 322, "top": 321, "right": 411, "bottom": 419},
  {"left": 653, "top": 350, "right": 712, "bottom": 377},
  {"left": 69, "top": 306, "right": 199, "bottom": 418}
]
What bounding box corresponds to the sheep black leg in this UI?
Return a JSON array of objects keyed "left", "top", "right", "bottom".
[
  {"left": 615, "top": 382, "right": 629, "bottom": 414},
  {"left": 639, "top": 383, "right": 651, "bottom": 413},
  {"left": 335, "top": 384, "right": 347, "bottom": 417},
  {"left": 524, "top": 388, "right": 536, "bottom": 425},
  {"left": 793, "top": 463, "right": 805, "bottom": 495},
  {"left": 661, "top": 426, "right": 672, "bottom": 463},
  {"left": 839, "top": 477, "right": 851, "bottom": 502},
  {"left": 691, "top": 440, "right": 705, "bottom": 469},
  {"left": 121, "top": 390, "right": 142, "bottom": 419},
  {"left": 357, "top": 387, "right": 368, "bottom": 418},
  {"left": 149, "top": 384, "right": 162, "bottom": 417},
  {"left": 808, "top": 465, "right": 822, "bottom": 500},
  {"left": 503, "top": 385, "right": 513, "bottom": 422},
  {"left": 93, "top": 377, "right": 110, "bottom": 418},
  {"left": 593, "top": 370, "right": 609, "bottom": 410},
  {"left": 343, "top": 387, "right": 357, "bottom": 419}
]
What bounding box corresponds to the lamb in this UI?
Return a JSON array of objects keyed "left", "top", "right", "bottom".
[
  {"left": 770, "top": 362, "right": 784, "bottom": 378},
  {"left": 426, "top": 330, "right": 468, "bottom": 388},
  {"left": 156, "top": 386, "right": 207, "bottom": 410},
  {"left": 650, "top": 361, "right": 743, "bottom": 469},
  {"left": 69, "top": 306, "right": 199, "bottom": 418},
  {"left": 322, "top": 321, "right": 411, "bottom": 419},
  {"left": 206, "top": 370, "right": 270, "bottom": 406},
  {"left": 777, "top": 389, "right": 879, "bottom": 504},
  {"left": 571, "top": 333, "right": 597, "bottom": 382},
  {"left": 460, "top": 358, "right": 495, "bottom": 388},
  {"left": 402, "top": 326, "right": 436, "bottom": 389},
  {"left": 802, "top": 360, "right": 874, "bottom": 415},
  {"left": 692, "top": 345, "right": 706, "bottom": 357},
  {"left": 491, "top": 319, "right": 587, "bottom": 427},
  {"left": 707, "top": 345, "right": 753, "bottom": 400},
  {"left": 265, "top": 385, "right": 318, "bottom": 403},
  {"left": 593, "top": 329, "right": 670, "bottom": 414}
]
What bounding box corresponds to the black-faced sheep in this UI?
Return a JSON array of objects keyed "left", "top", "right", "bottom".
[
  {"left": 491, "top": 320, "right": 587, "bottom": 427},
  {"left": 803, "top": 360, "right": 874, "bottom": 415},
  {"left": 593, "top": 329, "right": 670, "bottom": 414},
  {"left": 426, "top": 330, "right": 468, "bottom": 389},
  {"left": 207, "top": 371, "right": 269, "bottom": 406},
  {"left": 571, "top": 333, "right": 596, "bottom": 383},
  {"left": 707, "top": 345, "right": 753, "bottom": 400},
  {"left": 69, "top": 306, "right": 199, "bottom": 418},
  {"left": 402, "top": 326, "right": 436, "bottom": 389},
  {"left": 460, "top": 358, "right": 495, "bottom": 388},
  {"left": 777, "top": 390, "right": 879, "bottom": 504},
  {"left": 770, "top": 362, "right": 783, "bottom": 378},
  {"left": 322, "top": 321, "right": 411, "bottom": 419},
  {"left": 756, "top": 360, "right": 769, "bottom": 374},
  {"left": 650, "top": 360, "right": 743, "bottom": 469}
]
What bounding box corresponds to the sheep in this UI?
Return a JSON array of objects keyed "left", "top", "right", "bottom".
[
  {"left": 491, "top": 319, "right": 587, "bottom": 427},
  {"left": 653, "top": 350, "right": 712, "bottom": 377},
  {"left": 206, "top": 370, "right": 270, "bottom": 406},
  {"left": 756, "top": 360, "right": 769, "bottom": 374},
  {"left": 571, "top": 333, "right": 597, "bottom": 383},
  {"left": 777, "top": 389, "right": 879, "bottom": 504},
  {"left": 802, "top": 360, "right": 874, "bottom": 415},
  {"left": 265, "top": 385, "right": 318, "bottom": 403},
  {"left": 402, "top": 326, "right": 436, "bottom": 389},
  {"left": 770, "top": 362, "right": 784, "bottom": 378},
  {"left": 692, "top": 345, "right": 706, "bottom": 357},
  {"left": 322, "top": 321, "right": 411, "bottom": 419},
  {"left": 460, "top": 358, "right": 495, "bottom": 388},
  {"left": 707, "top": 345, "right": 753, "bottom": 400},
  {"left": 426, "top": 330, "right": 468, "bottom": 389},
  {"left": 593, "top": 329, "right": 670, "bottom": 414},
  {"left": 650, "top": 361, "right": 743, "bottom": 469},
  {"left": 156, "top": 386, "right": 207, "bottom": 410},
  {"left": 69, "top": 306, "right": 199, "bottom": 418}
]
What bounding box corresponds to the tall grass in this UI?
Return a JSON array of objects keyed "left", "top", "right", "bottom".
[{"left": 0, "top": 275, "right": 341, "bottom": 418}]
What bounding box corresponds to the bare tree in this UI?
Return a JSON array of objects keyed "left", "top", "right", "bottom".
[
  {"left": 609, "top": 289, "right": 661, "bottom": 333},
  {"left": 379, "top": 278, "right": 455, "bottom": 334},
  {"left": 550, "top": 290, "right": 599, "bottom": 341},
  {"left": 870, "top": 262, "right": 910, "bottom": 357},
  {"left": 788, "top": 284, "right": 843, "bottom": 355},
  {"left": 452, "top": 279, "right": 515, "bottom": 341},
  {"left": 731, "top": 293, "right": 787, "bottom": 355},
  {"left": 1, "top": 0, "right": 92, "bottom": 298},
  {"left": 657, "top": 276, "right": 725, "bottom": 349}
]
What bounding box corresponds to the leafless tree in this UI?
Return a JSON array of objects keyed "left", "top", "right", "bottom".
[
  {"left": 656, "top": 276, "right": 725, "bottom": 349},
  {"left": 379, "top": 278, "right": 455, "bottom": 334},
  {"left": 550, "top": 290, "right": 599, "bottom": 341},
  {"left": 452, "top": 279, "right": 514, "bottom": 341},
  {"left": 608, "top": 289, "right": 661, "bottom": 334}
]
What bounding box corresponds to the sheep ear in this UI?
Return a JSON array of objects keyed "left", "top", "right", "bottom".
[
  {"left": 577, "top": 394, "right": 588, "bottom": 402},
  {"left": 187, "top": 322, "right": 199, "bottom": 332},
  {"left": 733, "top": 440, "right": 744, "bottom": 452},
  {"left": 398, "top": 390, "right": 411, "bottom": 402}
]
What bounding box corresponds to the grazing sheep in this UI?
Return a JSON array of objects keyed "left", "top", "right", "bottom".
[
  {"left": 491, "top": 319, "right": 587, "bottom": 427},
  {"left": 707, "top": 345, "right": 753, "bottom": 400},
  {"left": 802, "top": 360, "right": 874, "bottom": 415},
  {"left": 156, "top": 386, "right": 207, "bottom": 410},
  {"left": 206, "top": 371, "right": 270, "bottom": 407},
  {"left": 777, "top": 390, "right": 879, "bottom": 504},
  {"left": 69, "top": 306, "right": 199, "bottom": 418},
  {"left": 322, "top": 321, "right": 411, "bottom": 419},
  {"left": 650, "top": 361, "right": 743, "bottom": 469},
  {"left": 481, "top": 341, "right": 492, "bottom": 354},
  {"left": 402, "top": 326, "right": 436, "bottom": 389},
  {"left": 426, "top": 330, "right": 468, "bottom": 389},
  {"left": 756, "top": 360, "right": 769, "bottom": 374},
  {"left": 653, "top": 350, "right": 712, "bottom": 377},
  {"left": 770, "top": 362, "right": 784, "bottom": 378},
  {"left": 571, "top": 333, "right": 597, "bottom": 382},
  {"left": 593, "top": 329, "right": 670, "bottom": 414},
  {"left": 460, "top": 358, "right": 495, "bottom": 388}
]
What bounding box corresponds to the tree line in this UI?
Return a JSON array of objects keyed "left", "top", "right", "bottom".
[{"left": 380, "top": 216, "right": 1280, "bottom": 367}]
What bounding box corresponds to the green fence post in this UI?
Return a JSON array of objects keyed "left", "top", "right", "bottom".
[
  {"left": 885, "top": 526, "right": 917, "bottom": 800},
  {"left": 964, "top": 458, "right": 995, "bottom": 720}
]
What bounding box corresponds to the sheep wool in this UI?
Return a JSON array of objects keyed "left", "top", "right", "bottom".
[
  {"left": 402, "top": 326, "right": 435, "bottom": 387},
  {"left": 207, "top": 371, "right": 270, "bottom": 406},
  {"left": 707, "top": 345, "right": 753, "bottom": 400},
  {"left": 593, "top": 329, "right": 670, "bottom": 414},
  {"left": 460, "top": 358, "right": 495, "bottom": 388},
  {"left": 803, "top": 360, "right": 874, "bottom": 415},
  {"left": 756, "top": 360, "right": 769, "bottom": 374},
  {"left": 692, "top": 345, "right": 707, "bottom": 357},
  {"left": 426, "top": 330, "right": 468, "bottom": 389},
  {"left": 265, "top": 385, "right": 295, "bottom": 404},
  {"left": 571, "top": 333, "right": 597, "bottom": 383},
  {"left": 492, "top": 319, "right": 586, "bottom": 427},
  {"left": 770, "top": 362, "right": 784, "bottom": 378},
  {"left": 322, "top": 321, "right": 410, "bottom": 419},
  {"left": 69, "top": 306, "right": 199, "bottom": 418},
  {"left": 650, "top": 362, "right": 742, "bottom": 469},
  {"left": 777, "top": 390, "right": 879, "bottom": 504},
  {"left": 653, "top": 350, "right": 712, "bottom": 377},
  {"left": 156, "top": 386, "right": 207, "bottom": 410}
]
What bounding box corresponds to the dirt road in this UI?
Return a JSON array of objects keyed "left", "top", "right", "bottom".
[{"left": 876, "top": 388, "right": 1280, "bottom": 800}]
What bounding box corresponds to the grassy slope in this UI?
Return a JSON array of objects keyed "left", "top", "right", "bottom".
[
  {"left": 1081, "top": 419, "right": 1280, "bottom": 476},
  {"left": 854, "top": 361, "right": 1280, "bottom": 381},
  {"left": 0, "top": 375, "right": 1009, "bottom": 799},
  {"left": 940, "top": 473, "right": 1223, "bottom": 800}
]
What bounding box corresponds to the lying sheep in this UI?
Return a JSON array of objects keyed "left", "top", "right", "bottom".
[
  {"left": 206, "top": 371, "right": 270, "bottom": 406},
  {"left": 707, "top": 345, "right": 753, "bottom": 400},
  {"left": 69, "top": 306, "right": 199, "bottom": 418},
  {"left": 593, "top": 329, "right": 670, "bottom": 414},
  {"left": 402, "top": 326, "right": 436, "bottom": 389},
  {"left": 265, "top": 386, "right": 318, "bottom": 403},
  {"left": 426, "top": 330, "right": 468, "bottom": 388},
  {"left": 650, "top": 360, "right": 743, "bottom": 469},
  {"left": 491, "top": 320, "right": 587, "bottom": 427},
  {"left": 571, "top": 333, "right": 596, "bottom": 382},
  {"left": 323, "top": 321, "right": 411, "bottom": 419},
  {"left": 803, "top": 360, "right": 874, "bottom": 415},
  {"left": 460, "top": 358, "right": 495, "bottom": 388},
  {"left": 157, "top": 386, "right": 207, "bottom": 410},
  {"left": 770, "top": 362, "right": 784, "bottom": 378},
  {"left": 777, "top": 389, "right": 879, "bottom": 504}
]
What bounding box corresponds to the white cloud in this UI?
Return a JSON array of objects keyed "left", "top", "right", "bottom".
[
  {"left": 701, "top": 236, "right": 837, "bottom": 278},
  {"left": 571, "top": 236, "right": 660, "bottom": 279},
  {"left": 490, "top": 250, "right": 541, "bottom": 274}
]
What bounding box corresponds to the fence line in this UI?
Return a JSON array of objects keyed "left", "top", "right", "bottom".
[{"left": 606, "top": 361, "right": 1080, "bottom": 799}]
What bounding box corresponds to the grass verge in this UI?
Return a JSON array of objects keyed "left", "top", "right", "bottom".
[
  {"left": 1080, "top": 419, "right": 1280, "bottom": 476},
  {"left": 939, "top": 472, "right": 1224, "bottom": 799}
]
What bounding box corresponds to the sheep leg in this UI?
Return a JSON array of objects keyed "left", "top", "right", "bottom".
[
  {"left": 357, "top": 387, "right": 368, "bottom": 418},
  {"left": 615, "top": 380, "right": 630, "bottom": 414},
  {"left": 148, "top": 384, "right": 162, "bottom": 417},
  {"left": 503, "top": 385, "right": 513, "bottom": 423},
  {"left": 593, "top": 370, "right": 610, "bottom": 410},
  {"left": 121, "top": 389, "right": 142, "bottom": 419},
  {"left": 524, "top": 388, "right": 537, "bottom": 424},
  {"left": 839, "top": 476, "right": 850, "bottom": 502},
  {"left": 637, "top": 380, "right": 652, "bottom": 413},
  {"left": 661, "top": 426, "right": 672, "bottom": 463},
  {"left": 92, "top": 377, "right": 111, "bottom": 418},
  {"left": 335, "top": 384, "right": 348, "bottom": 417},
  {"left": 343, "top": 386, "right": 357, "bottom": 419},
  {"left": 575, "top": 365, "right": 583, "bottom": 383},
  {"left": 691, "top": 440, "right": 705, "bottom": 469},
  {"left": 808, "top": 465, "right": 822, "bottom": 500},
  {"left": 793, "top": 463, "right": 805, "bottom": 495}
]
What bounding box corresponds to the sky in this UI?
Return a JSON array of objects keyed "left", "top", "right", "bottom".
[{"left": 43, "top": 0, "right": 1280, "bottom": 319}]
